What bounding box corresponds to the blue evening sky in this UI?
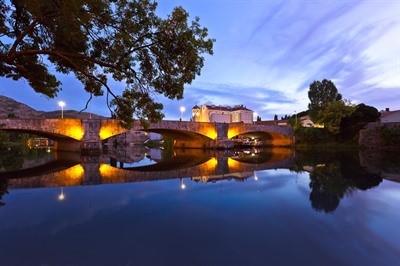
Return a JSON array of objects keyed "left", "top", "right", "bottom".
[{"left": 1, "top": 0, "right": 399, "bottom": 120}]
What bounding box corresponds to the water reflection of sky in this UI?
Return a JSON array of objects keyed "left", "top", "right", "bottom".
[{"left": 0, "top": 169, "right": 398, "bottom": 266}]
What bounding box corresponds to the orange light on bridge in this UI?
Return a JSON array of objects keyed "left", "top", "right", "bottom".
[
  {"left": 228, "top": 128, "right": 240, "bottom": 139},
  {"left": 66, "top": 126, "right": 84, "bottom": 140},
  {"left": 204, "top": 128, "right": 217, "bottom": 140},
  {"left": 99, "top": 123, "right": 125, "bottom": 140}
]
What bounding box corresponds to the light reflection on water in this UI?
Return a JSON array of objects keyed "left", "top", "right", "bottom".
[{"left": 0, "top": 148, "right": 399, "bottom": 266}]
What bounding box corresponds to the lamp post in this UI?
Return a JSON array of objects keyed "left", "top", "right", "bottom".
[
  {"left": 58, "top": 101, "right": 65, "bottom": 119},
  {"left": 180, "top": 106, "right": 185, "bottom": 121},
  {"left": 294, "top": 110, "right": 297, "bottom": 125}
]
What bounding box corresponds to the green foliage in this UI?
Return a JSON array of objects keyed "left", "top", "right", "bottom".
[
  {"left": 296, "top": 127, "right": 331, "bottom": 144},
  {"left": 308, "top": 79, "right": 342, "bottom": 120},
  {"left": 0, "top": 0, "right": 215, "bottom": 128},
  {"left": 318, "top": 100, "right": 355, "bottom": 135},
  {"left": 380, "top": 125, "right": 400, "bottom": 145}
]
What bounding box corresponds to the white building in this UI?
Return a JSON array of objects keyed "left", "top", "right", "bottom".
[
  {"left": 380, "top": 108, "right": 400, "bottom": 123},
  {"left": 192, "top": 104, "right": 254, "bottom": 123}
]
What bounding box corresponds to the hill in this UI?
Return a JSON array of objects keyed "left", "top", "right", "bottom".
[{"left": 0, "top": 95, "right": 105, "bottom": 119}]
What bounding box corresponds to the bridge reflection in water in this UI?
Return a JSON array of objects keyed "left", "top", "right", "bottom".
[{"left": 2, "top": 148, "right": 294, "bottom": 189}]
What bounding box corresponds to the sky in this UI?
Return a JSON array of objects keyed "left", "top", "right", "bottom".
[{"left": 1, "top": 0, "right": 399, "bottom": 121}]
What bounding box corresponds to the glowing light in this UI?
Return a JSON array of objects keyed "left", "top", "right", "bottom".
[
  {"left": 58, "top": 101, "right": 66, "bottom": 119},
  {"left": 254, "top": 172, "right": 258, "bottom": 181},
  {"left": 228, "top": 128, "right": 240, "bottom": 139},
  {"left": 65, "top": 125, "right": 84, "bottom": 140},
  {"left": 204, "top": 128, "right": 217, "bottom": 140},
  {"left": 180, "top": 179, "right": 186, "bottom": 190},
  {"left": 58, "top": 187, "right": 65, "bottom": 200},
  {"left": 99, "top": 121, "right": 127, "bottom": 140},
  {"left": 227, "top": 157, "right": 240, "bottom": 171},
  {"left": 63, "top": 164, "right": 85, "bottom": 180},
  {"left": 180, "top": 106, "right": 186, "bottom": 120}
]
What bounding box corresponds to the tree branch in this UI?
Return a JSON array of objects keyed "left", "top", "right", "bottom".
[{"left": 9, "top": 17, "right": 42, "bottom": 56}]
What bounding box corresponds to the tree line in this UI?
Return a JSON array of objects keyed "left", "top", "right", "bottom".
[{"left": 292, "top": 79, "right": 381, "bottom": 144}]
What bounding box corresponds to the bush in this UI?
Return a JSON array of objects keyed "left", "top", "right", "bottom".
[
  {"left": 296, "top": 127, "right": 331, "bottom": 144},
  {"left": 381, "top": 125, "right": 400, "bottom": 145}
]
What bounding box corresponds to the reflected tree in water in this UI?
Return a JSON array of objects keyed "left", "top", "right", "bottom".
[
  {"left": 0, "top": 177, "right": 8, "bottom": 207},
  {"left": 309, "top": 162, "right": 354, "bottom": 213},
  {"left": 296, "top": 151, "right": 382, "bottom": 213}
]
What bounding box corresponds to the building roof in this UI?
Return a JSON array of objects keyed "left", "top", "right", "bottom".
[
  {"left": 203, "top": 104, "right": 253, "bottom": 112},
  {"left": 380, "top": 109, "right": 400, "bottom": 118}
]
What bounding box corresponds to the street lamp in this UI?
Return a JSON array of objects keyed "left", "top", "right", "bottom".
[
  {"left": 180, "top": 106, "right": 185, "bottom": 121},
  {"left": 294, "top": 110, "right": 297, "bottom": 125},
  {"left": 58, "top": 101, "right": 66, "bottom": 119}
]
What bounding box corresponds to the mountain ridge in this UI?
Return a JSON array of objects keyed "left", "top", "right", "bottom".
[{"left": 0, "top": 95, "right": 105, "bottom": 119}]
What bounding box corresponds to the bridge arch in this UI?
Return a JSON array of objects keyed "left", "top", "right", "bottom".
[
  {"left": 227, "top": 123, "right": 293, "bottom": 146},
  {"left": 0, "top": 118, "right": 85, "bottom": 140}
]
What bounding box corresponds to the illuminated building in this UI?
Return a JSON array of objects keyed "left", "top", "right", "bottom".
[{"left": 192, "top": 104, "right": 254, "bottom": 123}]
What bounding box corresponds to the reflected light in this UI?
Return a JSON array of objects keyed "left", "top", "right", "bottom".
[
  {"left": 227, "top": 157, "right": 240, "bottom": 171},
  {"left": 58, "top": 187, "right": 65, "bottom": 200},
  {"left": 200, "top": 157, "right": 218, "bottom": 172},
  {"left": 99, "top": 163, "right": 121, "bottom": 179},
  {"left": 63, "top": 164, "right": 85, "bottom": 180},
  {"left": 254, "top": 173, "right": 258, "bottom": 181},
  {"left": 180, "top": 179, "right": 186, "bottom": 190}
]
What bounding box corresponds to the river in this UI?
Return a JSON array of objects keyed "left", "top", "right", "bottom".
[{"left": 0, "top": 146, "right": 399, "bottom": 266}]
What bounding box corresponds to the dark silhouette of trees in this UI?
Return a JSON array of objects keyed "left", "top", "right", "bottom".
[{"left": 340, "top": 104, "right": 381, "bottom": 141}]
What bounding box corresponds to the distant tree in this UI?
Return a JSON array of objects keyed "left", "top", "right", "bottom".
[
  {"left": 256, "top": 115, "right": 261, "bottom": 121},
  {"left": 274, "top": 114, "right": 278, "bottom": 121},
  {"left": 0, "top": 0, "right": 215, "bottom": 128},
  {"left": 308, "top": 79, "right": 342, "bottom": 120}
]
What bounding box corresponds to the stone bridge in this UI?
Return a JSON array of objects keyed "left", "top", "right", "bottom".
[{"left": 0, "top": 118, "right": 293, "bottom": 152}]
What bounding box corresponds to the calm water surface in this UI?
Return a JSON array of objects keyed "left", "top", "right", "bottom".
[{"left": 0, "top": 148, "right": 399, "bottom": 266}]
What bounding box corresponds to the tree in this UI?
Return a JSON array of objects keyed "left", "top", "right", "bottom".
[
  {"left": 340, "top": 104, "right": 380, "bottom": 140},
  {"left": 274, "top": 114, "right": 278, "bottom": 121},
  {"left": 0, "top": 0, "right": 214, "bottom": 128},
  {"left": 308, "top": 79, "right": 342, "bottom": 120},
  {"left": 256, "top": 115, "right": 261, "bottom": 121},
  {"left": 318, "top": 100, "right": 355, "bottom": 135}
]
